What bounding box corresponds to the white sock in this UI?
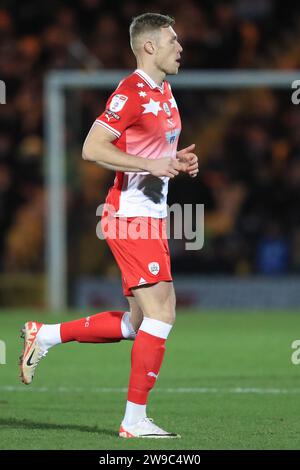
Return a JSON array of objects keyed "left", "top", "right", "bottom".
[
  {"left": 139, "top": 317, "right": 173, "bottom": 339},
  {"left": 121, "top": 311, "right": 136, "bottom": 340},
  {"left": 122, "top": 401, "right": 147, "bottom": 427},
  {"left": 37, "top": 324, "right": 62, "bottom": 350}
]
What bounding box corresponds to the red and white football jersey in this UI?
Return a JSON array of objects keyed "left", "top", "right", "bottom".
[{"left": 95, "top": 69, "right": 181, "bottom": 218}]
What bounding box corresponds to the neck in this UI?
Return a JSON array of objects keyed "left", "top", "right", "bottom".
[{"left": 136, "top": 61, "right": 165, "bottom": 87}]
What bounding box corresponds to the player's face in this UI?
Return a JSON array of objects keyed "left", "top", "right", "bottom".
[{"left": 155, "top": 26, "right": 183, "bottom": 75}]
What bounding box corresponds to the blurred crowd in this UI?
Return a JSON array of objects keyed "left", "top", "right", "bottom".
[{"left": 1, "top": 0, "right": 300, "bottom": 277}]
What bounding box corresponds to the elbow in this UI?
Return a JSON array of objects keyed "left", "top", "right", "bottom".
[{"left": 82, "top": 143, "right": 94, "bottom": 161}]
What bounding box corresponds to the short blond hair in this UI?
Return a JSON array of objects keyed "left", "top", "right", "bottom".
[{"left": 129, "top": 13, "right": 175, "bottom": 54}]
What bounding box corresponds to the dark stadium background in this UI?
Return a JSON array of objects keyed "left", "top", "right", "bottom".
[
  {"left": 1, "top": 0, "right": 300, "bottom": 453},
  {"left": 1, "top": 0, "right": 300, "bottom": 309}
]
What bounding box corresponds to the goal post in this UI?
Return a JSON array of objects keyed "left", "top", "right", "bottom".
[{"left": 44, "top": 70, "right": 300, "bottom": 311}]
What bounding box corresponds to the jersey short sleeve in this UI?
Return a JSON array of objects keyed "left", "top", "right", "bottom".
[{"left": 95, "top": 84, "right": 141, "bottom": 140}]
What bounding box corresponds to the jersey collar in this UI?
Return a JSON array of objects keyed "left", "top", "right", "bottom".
[{"left": 134, "top": 69, "right": 165, "bottom": 93}]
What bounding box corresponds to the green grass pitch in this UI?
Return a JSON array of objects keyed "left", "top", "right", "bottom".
[{"left": 0, "top": 309, "right": 300, "bottom": 450}]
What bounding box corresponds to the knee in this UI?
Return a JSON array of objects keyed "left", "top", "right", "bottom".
[
  {"left": 146, "top": 304, "right": 176, "bottom": 325},
  {"left": 150, "top": 296, "right": 176, "bottom": 325},
  {"left": 161, "top": 294, "right": 176, "bottom": 325},
  {"left": 159, "top": 309, "right": 176, "bottom": 325},
  {"left": 128, "top": 307, "right": 143, "bottom": 333},
  {"left": 131, "top": 316, "right": 143, "bottom": 332}
]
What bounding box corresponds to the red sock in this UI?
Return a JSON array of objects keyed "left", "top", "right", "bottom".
[
  {"left": 60, "top": 311, "right": 123, "bottom": 344},
  {"left": 127, "top": 330, "right": 166, "bottom": 405}
]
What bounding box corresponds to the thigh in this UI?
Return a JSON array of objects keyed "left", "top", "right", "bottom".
[{"left": 132, "top": 281, "right": 176, "bottom": 325}]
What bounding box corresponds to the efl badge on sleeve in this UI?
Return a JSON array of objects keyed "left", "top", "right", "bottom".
[{"left": 109, "top": 94, "right": 128, "bottom": 112}]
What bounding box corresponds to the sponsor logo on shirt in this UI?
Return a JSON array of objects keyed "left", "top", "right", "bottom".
[
  {"left": 167, "top": 118, "right": 175, "bottom": 128},
  {"left": 165, "top": 128, "right": 180, "bottom": 144},
  {"left": 148, "top": 262, "right": 160, "bottom": 275},
  {"left": 162, "top": 102, "right": 171, "bottom": 117},
  {"left": 109, "top": 94, "right": 128, "bottom": 112},
  {"left": 105, "top": 109, "right": 121, "bottom": 121}
]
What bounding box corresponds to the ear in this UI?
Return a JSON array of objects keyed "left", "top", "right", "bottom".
[{"left": 144, "top": 41, "right": 155, "bottom": 55}]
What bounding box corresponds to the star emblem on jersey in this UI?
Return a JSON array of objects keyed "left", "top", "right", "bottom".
[
  {"left": 169, "top": 96, "right": 178, "bottom": 109},
  {"left": 137, "top": 82, "right": 145, "bottom": 88},
  {"left": 142, "top": 99, "right": 162, "bottom": 116},
  {"left": 138, "top": 91, "right": 147, "bottom": 97}
]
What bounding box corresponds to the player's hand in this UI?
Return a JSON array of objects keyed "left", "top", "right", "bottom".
[
  {"left": 176, "top": 144, "right": 199, "bottom": 178},
  {"left": 146, "top": 157, "right": 185, "bottom": 178}
]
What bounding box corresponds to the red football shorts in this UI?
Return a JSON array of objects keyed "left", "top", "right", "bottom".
[{"left": 101, "top": 213, "right": 172, "bottom": 297}]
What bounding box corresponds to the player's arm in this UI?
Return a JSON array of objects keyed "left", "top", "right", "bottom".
[
  {"left": 82, "top": 123, "right": 146, "bottom": 172},
  {"left": 82, "top": 124, "right": 184, "bottom": 178}
]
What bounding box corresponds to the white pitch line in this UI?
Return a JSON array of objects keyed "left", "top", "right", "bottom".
[{"left": 1, "top": 386, "right": 300, "bottom": 394}]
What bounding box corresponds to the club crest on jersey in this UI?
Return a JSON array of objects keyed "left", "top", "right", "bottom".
[
  {"left": 109, "top": 94, "right": 128, "bottom": 112},
  {"left": 165, "top": 128, "right": 180, "bottom": 144},
  {"left": 148, "top": 262, "right": 160, "bottom": 275},
  {"left": 162, "top": 102, "right": 171, "bottom": 117}
]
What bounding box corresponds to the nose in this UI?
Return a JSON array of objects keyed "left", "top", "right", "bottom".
[{"left": 178, "top": 42, "right": 183, "bottom": 53}]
